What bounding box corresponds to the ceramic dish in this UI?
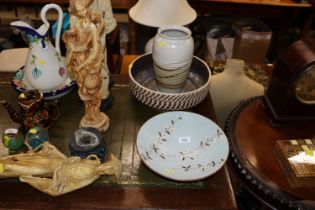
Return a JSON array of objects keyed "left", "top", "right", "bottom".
[
  {"left": 136, "top": 111, "right": 229, "bottom": 181},
  {"left": 11, "top": 69, "right": 76, "bottom": 100},
  {"left": 129, "top": 53, "right": 211, "bottom": 111}
]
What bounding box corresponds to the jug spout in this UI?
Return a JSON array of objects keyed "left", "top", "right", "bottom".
[
  {"left": 10, "top": 21, "right": 49, "bottom": 37},
  {"left": 10, "top": 21, "right": 50, "bottom": 48},
  {"left": 0, "top": 100, "right": 21, "bottom": 124}
]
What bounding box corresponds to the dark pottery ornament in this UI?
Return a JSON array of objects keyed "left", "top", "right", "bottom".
[
  {"left": 0, "top": 90, "right": 60, "bottom": 133},
  {"left": 25, "top": 126, "right": 49, "bottom": 149},
  {"left": 69, "top": 127, "right": 107, "bottom": 161},
  {"left": 2, "top": 128, "right": 25, "bottom": 154}
]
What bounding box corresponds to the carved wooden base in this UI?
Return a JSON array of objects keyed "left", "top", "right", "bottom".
[
  {"left": 80, "top": 112, "right": 110, "bottom": 132},
  {"left": 225, "top": 96, "right": 315, "bottom": 210}
]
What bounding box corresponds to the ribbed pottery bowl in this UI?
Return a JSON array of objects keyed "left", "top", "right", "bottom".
[{"left": 129, "top": 53, "right": 211, "bottom": 111}]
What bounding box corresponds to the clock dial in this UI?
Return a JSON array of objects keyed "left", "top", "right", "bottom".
[{"left": 295, "top": 65, "right": 315, "bottom": 104}]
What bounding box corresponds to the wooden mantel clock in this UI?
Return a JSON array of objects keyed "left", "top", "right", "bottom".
[{"left": 264, "top": 39, "right": 315, "bottom": 125}]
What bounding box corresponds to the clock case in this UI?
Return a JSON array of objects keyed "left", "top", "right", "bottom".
[{"left": 264, "top": 40, "right": 315, "bottom": 124}]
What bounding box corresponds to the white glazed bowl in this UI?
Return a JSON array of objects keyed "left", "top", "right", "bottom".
[{"left": 12, "top": 68, "right": 76, "bottom": 100}]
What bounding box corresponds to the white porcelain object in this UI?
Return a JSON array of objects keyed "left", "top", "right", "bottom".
[
  {"left": 209, "top": 59, "right": 264, "bottom": 127},
  {"left": 12, "top": 69, "right": 76, "bottom": 100},
  {"left": 152, "top": 25, "right": 194, "bottom": 93},
  {"left": 137, "top": 111, "right": 229, "bottom": 181},
  {"left": 10, "top": 3, "right": 68, "bottom": 91},
  {"left": 144, "top": 37, "right": 154, "bottom": 53}
]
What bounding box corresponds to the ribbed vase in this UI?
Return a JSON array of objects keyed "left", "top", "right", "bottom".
[{"left": 152, "top": 25, "right": 194, "bottom": 93}]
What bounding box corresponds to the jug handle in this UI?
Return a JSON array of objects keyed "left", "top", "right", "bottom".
[{"left": 40, "top": 3, "right": 63, "bottom": 54}]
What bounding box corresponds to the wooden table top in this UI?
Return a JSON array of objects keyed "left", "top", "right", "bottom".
[
  {"left": 0, "top": 55, "right": 237, "bottom": 210},
  {"left": 226, "top": 97, "right": 315, "bottom": 209}
]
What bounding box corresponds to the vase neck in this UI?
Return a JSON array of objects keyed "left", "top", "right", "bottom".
[
  {"left": 158, "top": 25, "right": 191, "bottom": 40},
  {"left": 224, "top": 59, "right": 245, "bottom": 76}
]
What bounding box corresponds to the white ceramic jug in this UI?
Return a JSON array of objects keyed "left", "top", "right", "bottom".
[{"left": 10, "top": 4, "right": 68, "bottom": 91}]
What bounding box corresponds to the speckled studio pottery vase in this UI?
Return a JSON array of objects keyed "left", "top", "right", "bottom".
[
  {"left": 10, "top": 4, "right": 68, "bottom": 91},
  {"left": 152, "top": 25, "right": 194, "bottom": 93},
  {"left": 69, "top": 127, "right": 107, "bottom": 161}
]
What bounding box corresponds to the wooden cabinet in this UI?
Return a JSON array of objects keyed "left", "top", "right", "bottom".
[{"left": 112, "top": 0, "right": 137, "bottom": 9}]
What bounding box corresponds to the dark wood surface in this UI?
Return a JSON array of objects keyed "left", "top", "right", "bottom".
[
  {"left": 226, "top": 97, "right": 315, "bottom": 209},
  {"left": 0, "top": 55, "right": 237, "bottom": 210},
  {"left": 0, "top": 182, "right": 236, "bottom": 209}
]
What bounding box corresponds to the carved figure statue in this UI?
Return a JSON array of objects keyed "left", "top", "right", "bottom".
[
  {"left": 0, "top": 142, "right": 122, "bottom": 196},
  {"left": 89, "top": 0, "right": 117, "bottom": 103},
  {"left": 69, "top": 0, "right": 116, "bottom": 108},
  {"left": 62, "top": 0, "right": 109, "bottom": 131}
]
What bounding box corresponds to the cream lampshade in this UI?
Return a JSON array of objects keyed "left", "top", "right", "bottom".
[
  {"left": 129, "top": 0, "right": 197, "bottom": 27},
  {"left": 129, "top": 0, "right": 197, "bottom": 52}
]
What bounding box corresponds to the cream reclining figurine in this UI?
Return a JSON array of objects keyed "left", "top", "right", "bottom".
[{"left": 0, "top": 142, "right": 122, "bottom": 196}]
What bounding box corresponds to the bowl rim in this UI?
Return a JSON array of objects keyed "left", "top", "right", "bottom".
[
  {"left": 11, "top": 68, "right": 76, "bottom": 99},
  {"left": 128, "top": 53, "right": 211, "bottom": 96}
]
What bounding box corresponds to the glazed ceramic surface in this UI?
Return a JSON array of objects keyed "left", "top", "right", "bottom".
[
  {"left": 10, "top": 4, "right": 68, "bottom": 91},
  {"left": 25, "top": 126, "right": 49, "bottom": 149},
  {"left": 137, "top": 111, "right": 229, "bottom": 181},
  {"left": 152, "top": 25, "right": 194, "bottom": 93},
  {"left": 1, "top": 90, "right": 61, "bottom": 132},
  {"left": 153, "top": 25, "right": 194, "bottom": 69},
  {"left": 12, "top": 69, "right": 76, "bottom": 100},
  {"left": 2, "top": 128, "right": 24, "bottom": 150},
  {"left": 129, "top": 53, "right": 211, "bottom": 111}
]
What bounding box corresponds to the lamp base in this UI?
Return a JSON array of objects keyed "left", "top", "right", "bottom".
[{"left": 145, "top": 37, "right": 154, "bottom": 53}]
